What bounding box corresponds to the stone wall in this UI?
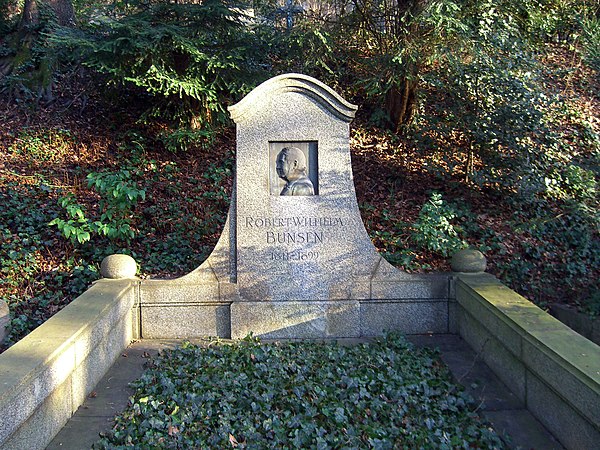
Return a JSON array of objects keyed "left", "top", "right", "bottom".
[
  {"left": 455, "top": 273, "right": 600, "bottom": 450},
  {"left": 0, "top": 279, "right": 137, "bottom": 450},
  {"left": 549, "top": 303, "right": 600, "bottom": 346}
]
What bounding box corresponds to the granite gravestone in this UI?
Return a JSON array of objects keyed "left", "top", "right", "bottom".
[{"left": 139, "top": 74, "right": 450, "bottom": 339}]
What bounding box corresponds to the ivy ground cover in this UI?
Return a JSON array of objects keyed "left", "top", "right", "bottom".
[{"left": 94, "top": 335, "right": 505, "bottom": 449}]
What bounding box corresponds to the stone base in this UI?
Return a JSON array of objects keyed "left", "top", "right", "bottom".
[
  {"left": 360, "top": 300, "right": 449, "bottom": 336},
  {"left": 140, "top": 304, "right": 231, "bottom": 339},
  {"left": 138, "top": 279, "right": 236, "bottom": 339},
  {"left": 231, "top": 301, "right": 360, "bottom": 339},
  {"left": 229, "top": 299, "right": 450, "bottom": 339},
  {"left": 138, "top": 273, "right": 453, "bottom": 339}
]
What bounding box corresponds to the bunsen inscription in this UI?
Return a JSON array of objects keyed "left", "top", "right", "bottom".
[{"left": 266, "top": 232, "right": 324, "bottom": 245}]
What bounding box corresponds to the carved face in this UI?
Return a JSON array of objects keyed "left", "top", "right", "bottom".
[
  {"left": 276, "top": 150, "right": 291, "bottom": 180},
  {"left": 276, "top": 147, "right": 306, "bottom": 181}
]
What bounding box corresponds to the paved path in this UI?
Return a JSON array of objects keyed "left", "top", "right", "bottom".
[
  {"left": 408, "top": 335, "right": 564, "bottom": 450},
  {"left": 47, "top": 335, "right": 563, "bottom": 449}
]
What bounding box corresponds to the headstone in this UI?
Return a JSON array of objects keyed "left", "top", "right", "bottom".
[
  {"left": 139, "top": 74, "right": 451, "bottom": 339},
  {"left": 230, "top": 76, "right": 374, "bottom": 298}
]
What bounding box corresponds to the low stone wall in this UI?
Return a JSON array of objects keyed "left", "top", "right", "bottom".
[
  {"left": 549, "top": 303, "right": 600, "bottom": 346},
  {"left": 455, "top": 273, "right": 600, "bottom": 450},
  {"left": 137, "top": 274, "right": 453, "bottom": 339},
  {"left": 3, "top": 267, "right": 598, "bottom": 450},
  {"left": 0, "top": 279, "right": 138, "bottom": 450}
]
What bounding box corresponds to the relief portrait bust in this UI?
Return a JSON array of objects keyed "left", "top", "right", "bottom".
[{"left": 275, "top": 146, "right": 315, "bottom": 196}]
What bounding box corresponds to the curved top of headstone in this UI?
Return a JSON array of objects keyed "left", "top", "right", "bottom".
[{"left": 228, "top": 73, "right": 358, "bottom": 123}]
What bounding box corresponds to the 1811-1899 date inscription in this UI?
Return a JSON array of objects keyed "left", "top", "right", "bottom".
[{"left": 271, "top": 250, "right": 319, "bottom": 261}]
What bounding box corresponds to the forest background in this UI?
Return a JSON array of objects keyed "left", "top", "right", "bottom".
[{"left": 0, "top": 0, "right": 598, "bottom": 350}]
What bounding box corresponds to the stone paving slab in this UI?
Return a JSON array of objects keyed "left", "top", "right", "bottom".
[
  {"left": 46, "top": 341, "right": 172, "bottom": 450},
  {"left": 484, "top": 410, "right": 564, "bottom": 450},
  {"left": 48, "top": 335, "right": 564, "bottom": 449},
  {"left": 407, "top": 335, "right": 564, "bottom": 450}
]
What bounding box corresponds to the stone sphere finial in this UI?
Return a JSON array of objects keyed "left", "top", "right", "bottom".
[
  {"left": 100, "top": 254, "right": 137, "bottom": 279},
  {"left": 451, "top": 248, "right": 487, "bottom": 273}
]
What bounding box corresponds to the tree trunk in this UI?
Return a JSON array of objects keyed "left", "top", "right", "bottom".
[
  {"left": 5, "top": 0, "right": 75, "bottom": 104},
  {"left": 19, "top": 0, "right": 39, "bottom": 28},
  {"left": 19, "top": 0, "right": 75, "bottom": 28},
  {"left": 49, "top": 0, "right": 76, "bottom": 26},
  {"left": 385, "top": 76, "right": 417, "bottom": 132}
]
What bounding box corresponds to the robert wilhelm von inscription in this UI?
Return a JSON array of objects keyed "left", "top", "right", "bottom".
[{"left": 244, "top": 216, "right": 344, "bottom": 245}]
